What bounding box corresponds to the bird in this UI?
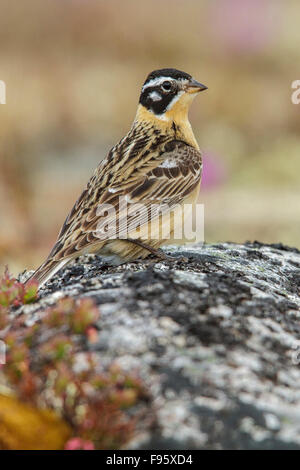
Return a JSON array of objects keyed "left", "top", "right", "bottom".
[{"left": 26, "top": 68, "right": 207, "bottom": 288}]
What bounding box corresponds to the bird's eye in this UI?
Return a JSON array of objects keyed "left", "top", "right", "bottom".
[{"left": 161, "top": 81, "right": 172, "bottom": 92}]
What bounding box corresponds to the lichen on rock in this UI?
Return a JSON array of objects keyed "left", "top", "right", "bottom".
[{"left": 2, "top": 241, "right": 300, "bottom": 449}]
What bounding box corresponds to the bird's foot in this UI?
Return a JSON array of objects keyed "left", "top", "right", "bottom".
[
  {"left": 126, "top": 238, "right": 188, "bottom": 264},
  {"left": 154, "top": 251, "right": 188, "bottom": 263}
]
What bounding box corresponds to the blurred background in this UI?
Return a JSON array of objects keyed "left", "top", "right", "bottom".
[{"left": 0, "top": 0, "right": 299, "bottom": 275}]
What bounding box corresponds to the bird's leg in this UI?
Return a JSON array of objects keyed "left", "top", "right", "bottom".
[
  {"left": 126, "top": 238, "right": 188, "bottom": 263},
  {"left": 126, "top": 238, "right": 168, "bottom": 259}
]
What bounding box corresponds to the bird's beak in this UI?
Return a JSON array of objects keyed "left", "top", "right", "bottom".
[{"left": 185, "top": 78, "right": 208, "bottom": 94}]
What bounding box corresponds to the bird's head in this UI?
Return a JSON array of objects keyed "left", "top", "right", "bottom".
[{"left": 138, "top": 68, "right": 207, "bottom": 123}]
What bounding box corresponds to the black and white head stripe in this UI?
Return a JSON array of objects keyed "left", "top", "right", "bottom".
[
  {"left": 143, "top": 68, "right": 192, "bottom": 87},
  {"left": 139, "top": 68, "right": 192, "bottom": 116}
]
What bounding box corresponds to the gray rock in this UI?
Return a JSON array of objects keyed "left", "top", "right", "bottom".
[{"left": 20, "top": 241, "right": 300, "bottom": 449}]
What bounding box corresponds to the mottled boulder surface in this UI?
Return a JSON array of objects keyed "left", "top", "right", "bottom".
[{"left": 21, "top": 242, "right": 300, "bottom": 449}]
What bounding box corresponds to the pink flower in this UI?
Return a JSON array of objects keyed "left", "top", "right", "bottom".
[
  {"left": 208, "top": 0, "right": 281, "bottom": 54},
  {"left": 65, "top": 437, "right": 95, "bottom": 450},
  {"left": 201, "top": 152, "right": 227, "bottom": 190}
]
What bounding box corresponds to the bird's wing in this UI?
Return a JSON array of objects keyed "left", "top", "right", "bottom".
[{"left": 48, "top": 140, "right": 202, "bottom": 260}]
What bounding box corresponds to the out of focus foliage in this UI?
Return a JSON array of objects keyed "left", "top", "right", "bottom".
[
  {"left": 0, "top": 395, "right": 71, "bottom": 450},
  {"left": 0, "top": 274, "right": 146, "bottom": 449},
  {"left": 0, "top": 0, "right": 299, "bottom": 274},
  {"left": 0, "top": 268, "right": 37, "bottom": 328}
]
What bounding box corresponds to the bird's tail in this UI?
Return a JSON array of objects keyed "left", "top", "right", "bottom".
[{"left": 25, "top": 258, "right": 70, "bottom": 288}]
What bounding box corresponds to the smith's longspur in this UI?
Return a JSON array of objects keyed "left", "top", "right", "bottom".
[{"left": 26, "top": 68, "right": 207, "bottom": 287}]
